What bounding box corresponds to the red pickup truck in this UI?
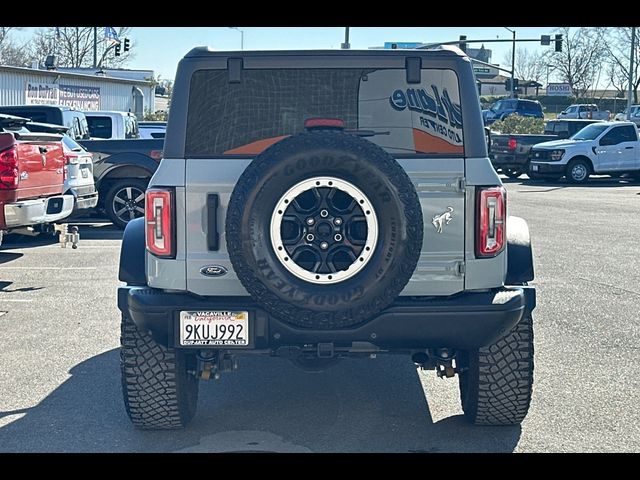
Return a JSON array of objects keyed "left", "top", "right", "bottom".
[{"left": 0, "top": 114, "right": 74, "bottom": 246}]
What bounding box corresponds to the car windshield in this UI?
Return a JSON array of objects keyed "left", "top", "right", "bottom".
[{"left": 571, "top": 123, "right": 610, "bottom": 140}]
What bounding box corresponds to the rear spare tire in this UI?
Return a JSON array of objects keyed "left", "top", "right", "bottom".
[{"left": 226, "top": 130, "right": 423, "bottom": 329}]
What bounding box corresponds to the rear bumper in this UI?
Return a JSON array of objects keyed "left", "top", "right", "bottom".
[
  {"left": 66, "top": 184, "right": 99, "bottom": 212},
  {"left": 3, "top": 194, "right": 74, "bottom": 228},
  {"left": 117, "top": 286, "right": 536, "bottom": 352}
]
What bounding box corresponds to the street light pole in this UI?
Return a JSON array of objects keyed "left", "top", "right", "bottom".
[
  {"left": 505, "top": 27, "right": 516, "bottom": 99},
  {"left": 229, "top": 27, "right": 244, "bottom": 50},
  {"left": 341, "top": 27, "right": 350, "bottom": 49}
]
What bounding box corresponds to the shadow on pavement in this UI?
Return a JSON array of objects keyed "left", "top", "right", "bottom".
[
  {"left": 501, "top": 175, "right": 640, "bottom": 188},
  {"left": 0, "top": 349, "right": 521, "bottom": 453},
  {"left": 74, "top": 223, "right": 123, "bottom": 241},
  {"left": 0, "top": 252, "right": 23, "bottom": 265},
  {"left": 0, "top": 281, "right": 44, "bottom": 293}
]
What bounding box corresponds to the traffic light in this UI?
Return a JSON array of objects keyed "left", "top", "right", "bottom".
[
  {"left": 459, "top": 35, "right": 467, "bottom": 53},
  {"left": 124, "top": 38, "right": 130, "bottom": 52},
  {"left": 114, "top": 44, "right": 121, "bottom": 57},
  {"left": 505, "top": 78, "right": 512, "bottom": 91},
  {"left": 555, "top": 34, "right": 563, "bottom": 52},
  {"left": 513, "top": 78, "right": 519, "bottom": 90}
]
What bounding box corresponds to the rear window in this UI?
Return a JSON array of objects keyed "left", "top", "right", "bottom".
[
  {"left": 520, "top": 101, "right": 541, "bottom": 113},
  {"left": 185, "top": 68, "right": 464, "bottom": 157},
  {"left": 62, "top": 135, "right": 85, "bottom": 152},
  {"left": 86, "top": 116, "right": 112, "bottom": 139}
]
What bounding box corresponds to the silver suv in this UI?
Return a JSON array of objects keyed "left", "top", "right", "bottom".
[{"left": 117, "top": 48, "right": 537, "bottom": 429}]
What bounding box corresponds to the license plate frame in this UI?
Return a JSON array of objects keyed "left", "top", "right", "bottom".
[{"left": 179, "top": 310, "right": 250, "bottom": 347}]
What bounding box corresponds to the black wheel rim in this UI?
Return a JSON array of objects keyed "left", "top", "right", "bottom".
[{"left": 112, "top": 186, "right": 145, "bottom": 224}]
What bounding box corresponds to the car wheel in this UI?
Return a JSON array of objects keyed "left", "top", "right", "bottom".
[
  {"left": 226, "top": 130, "right": 423, "bottom": 330},
  {"left": 504, "top": 168, "right": 524, "bottom": 179},
  {"left": 104, "top": 179, "right": 148, "bottom": 229},
  {"left": 566, "top": 158, "right": 591, "bottom": 184},
  {"left": 120, "top": 314, "right": 199, "bottom": 429},
  {"left": 458, "top": 312, "right": 534, "bottom": 425}
]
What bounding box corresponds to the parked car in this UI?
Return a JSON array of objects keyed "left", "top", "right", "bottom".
[
  {"left": 490, "top": 119, "right": 602, "bottom": 178},
  {"left": 482, "top": 98, "right": 544, "bottom": 125},
  {"left": 0, "top": 114, "right": 74, "bottom": 246},
  {"left": 77, "top": 138, "right": 163, "bottom": 228},
  {"left": 529, "top": 121, "right": 640, "bottom": 182},
  {"left": 83, "top": 111, "right": 140, "bottom": 140},
  {"left": 138, "top": 121, "right": 166, "bottom": 139},
  {"left": 0, "top": 105, "right": 90, "bottom": 140},
  {"left": 613, "top": 105, "right": 640, "bottom": 121},
  {"left": 23, "top": 121, "right": 99, "bottom": 214},
  {"left": 116, "top": 47, "right": 537, "bottom": 429},
  {"left": 557, "top": 104, "right": 610, "bottom": 120}
]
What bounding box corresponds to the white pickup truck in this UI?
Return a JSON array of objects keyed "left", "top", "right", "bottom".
[
  {"left": 528, "top": 121, "right": 640, "bottom": 183},
  {"left": 557, "top": 104, "right": 610, "bottom": 120},
  {"left": 83, "top": 111, "right": 140, "bottom": 140}
]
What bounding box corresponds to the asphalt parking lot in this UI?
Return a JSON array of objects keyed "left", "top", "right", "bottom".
[{"left": 1, "top": 176, "right": 639, "bottom": 453}]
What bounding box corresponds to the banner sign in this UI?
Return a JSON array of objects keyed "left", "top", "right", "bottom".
[
  {"left": 25, "top": 82, "right": 101, "bottom": 110},
  {"left": 59, "top": 84, "right": 100, "bottom": 110},
  {"left": 547, "top": 83, "right": 572, "bottom": 96}
]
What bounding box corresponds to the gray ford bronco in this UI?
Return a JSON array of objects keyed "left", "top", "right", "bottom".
[{"left": 117, "top": 47, "right": 536, "bottom": 429}]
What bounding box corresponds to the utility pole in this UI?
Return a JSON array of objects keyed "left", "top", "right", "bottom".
[
  {"left": 341, "top": 27, "right": 350, "bottom": 49},
  {"left": 504, "top": 27, "right": 516, "bottom": 98},
  {"left": 628, "top": 27, "right": 636, "bottom": 112},
  {"left": 93, "top": 27, "right": 97, "bottom": 68}
]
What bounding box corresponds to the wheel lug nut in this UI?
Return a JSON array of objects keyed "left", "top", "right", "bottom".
[
  {"left": 320, "top": 209, "right": 329, "bottom": 218},
  {"left": 306, "top": 233, "right": 315, "bottom": 242},
  {"left": 320, "top": 242, "right": 329, "bottom": 250},
  {"left": 306, "top": 218, "right": 315, "bottom": 225},
  {"left": 334, "top": 217, "right": 342, "bottom": 225},
  {"left": 334, "top": 233, "right": 342, "bottom": 241}
]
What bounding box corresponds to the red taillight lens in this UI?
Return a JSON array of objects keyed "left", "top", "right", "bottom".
[
  {"left": 145, "top": 188, "right": 174, "bottom": 258},
  {"left": 508, "top": 138, "right": 517, "bottom": 151},
  {"left": 0, "top": 146, "right": 19, "bottom": 189},
  {"left": 476, "top": 186, "right": 506, "bottom": 257}
]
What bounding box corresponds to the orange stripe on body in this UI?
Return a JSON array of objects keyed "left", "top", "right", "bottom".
[
  {"left": 224, "top": 135, "right": 290, "bottom": 155},
  {"left": 412, "top": 129, "right": 463, "bottom": 154}
]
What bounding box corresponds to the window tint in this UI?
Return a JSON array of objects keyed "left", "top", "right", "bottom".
[
  {"left": 600, "top": 125, "right": 636, "bottom": 145},
  {"left": 566, "top": 106, "right": 577, "bottom": 114},
  {"left": 186, "top": 68, "right": 464, "bottom": 156},
  {"left": 519, "top": 101, "right": 541, "bottom": 112},
  {"left": 86, "top": 116, "right": 112, "bottom": 139}
]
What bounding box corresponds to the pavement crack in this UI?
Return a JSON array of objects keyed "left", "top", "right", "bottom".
[{"left": 575, "top": 276, "right": 640, "bottom": 297}]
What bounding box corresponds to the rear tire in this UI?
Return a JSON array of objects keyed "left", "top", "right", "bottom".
[
  {"left": 458, "top": 313, "right": 534, "bottom": 425},
  {"left": 120, "top": 314, "right": 199, "bottom": 429},
  {"left": 104, "top": 179, "right": 148, "bottom": 230}
]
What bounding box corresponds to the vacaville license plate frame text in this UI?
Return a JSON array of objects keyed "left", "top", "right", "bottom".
[{"left": 179, "top": 311, "right": 249, "bottom": 346}]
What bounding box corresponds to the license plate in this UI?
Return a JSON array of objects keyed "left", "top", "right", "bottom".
[
  {"left": 81, "top": 168, "right": 89, "bottom": 178},
  {"left": 532, "top": 165, "right": 539, "bottom": 171},
  {"left": 180, "top": 311, "right": 249, "bottom": 346}
]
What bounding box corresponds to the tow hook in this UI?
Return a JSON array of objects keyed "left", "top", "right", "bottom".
[
  {"left": 434, "top": 348, "right": 457, "bottom": 379},
  {"left": 413, "top": 349, "right": 458, "bottom": 379},
  {"left": 54, "top": 224, "right": 79, "bottom": 249},
  {"left": 195, "top": 351, "right": 238, "bottom": 380}
]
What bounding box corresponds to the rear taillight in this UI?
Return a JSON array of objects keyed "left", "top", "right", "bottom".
[
  {"left": 508, "top": 138, "right": 517, "bottom": 151},
  {"left": 476, "top": 186, "right": 506, "bottom": 257},
  {"left": 145, "top": 188, "right": 174, "bottom": 258},
  {"left": 0, "top": 146, "right": 19, "bottom": 189},
  {"left": 149, "top": 150, "right": 163, "bottom": 161}
]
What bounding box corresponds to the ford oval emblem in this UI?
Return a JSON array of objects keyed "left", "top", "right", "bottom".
[{"left": 200, "top": 265, "right": 228, "bottom": 277}]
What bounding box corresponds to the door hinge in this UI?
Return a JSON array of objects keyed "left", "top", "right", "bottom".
[
  {"left": 455, "top": 177, "right": 466, "bottom": 193},
  {"left": 454, "top": 261, "right": 465, "bottom": 276}
]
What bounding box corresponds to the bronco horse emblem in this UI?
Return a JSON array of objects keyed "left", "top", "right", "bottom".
[{"left": 432, "top": 207, "right": 454, "bottom": 234}]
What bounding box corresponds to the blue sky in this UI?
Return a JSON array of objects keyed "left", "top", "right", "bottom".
[{"left": 13, "top": 27, "right": 558, "bottom": 80}]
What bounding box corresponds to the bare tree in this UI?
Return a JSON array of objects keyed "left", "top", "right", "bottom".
[
  {"left": 598, "top": 27, "right": 640, "bottom": 103},
  {"left": 545, "top": 27, "right": 606, "bottom": 99},
  {"left": 503, "top": 47, "right": 546, "bottom": 84},
  {"left": 29, "top": 27, "right": 134, "bottom": 69},
  {"left": 0, "top": 27, "right": 33, "bottom": 66}
]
